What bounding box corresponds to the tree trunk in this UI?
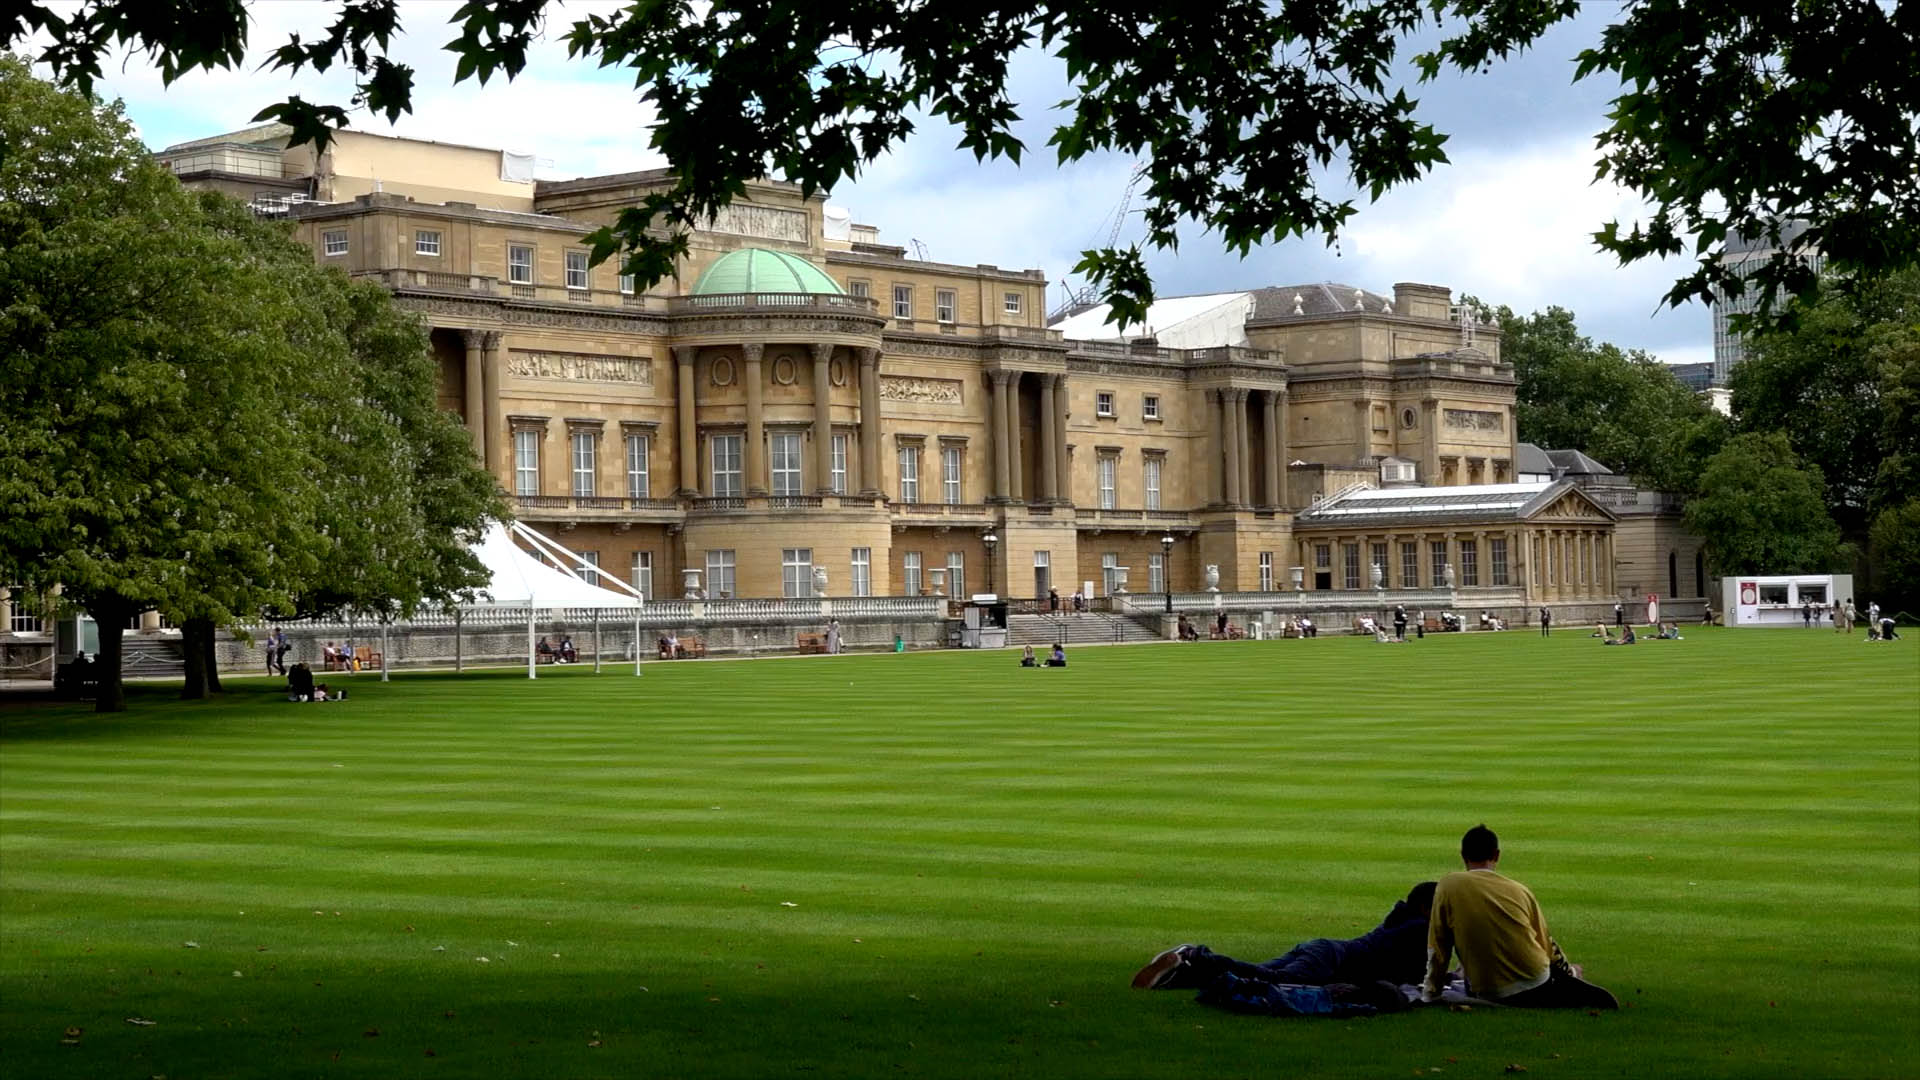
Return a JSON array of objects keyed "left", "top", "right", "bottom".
[
  {"left": 201, "top": 619, "right": 223, "bottom": 693},
  {"left": 91, "top": 598, "right": 129, "bottom": 713},
  {"left": 181, "top": 618, "right": 208, "bottom": 700}
]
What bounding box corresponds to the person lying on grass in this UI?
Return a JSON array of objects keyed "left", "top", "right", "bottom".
[
  {"left": 1132, "top": 881, "right": 1437, "bottom": 992},
  {"left": 1422, "top": 824, "right": 1617, "bottom": 1009}
]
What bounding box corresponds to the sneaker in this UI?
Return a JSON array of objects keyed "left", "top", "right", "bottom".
[{"left": 1130, "top": 945, "right": 1198, "bottom": 990}]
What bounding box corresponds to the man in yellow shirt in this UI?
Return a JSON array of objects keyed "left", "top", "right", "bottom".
[{"left": 1421, "top": 825, "right": 1617, "bottom": 1009}]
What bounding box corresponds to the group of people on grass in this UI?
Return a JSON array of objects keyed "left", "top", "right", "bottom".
[
  {"left": 1131, "top": 825, "right": 1618, "bottom": 1018},
  {"left": 282, "top": 662, "right": 344, "bottom": 703},
  {"left": 535, "top": 635, "right": 580, "bottom": 663},
  {"left": 1019, "top": 643, "right": 1068, "bottom": 667}
]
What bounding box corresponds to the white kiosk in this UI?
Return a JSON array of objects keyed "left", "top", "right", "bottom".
[{"left": 1723, "top": 574, "right": 1854, "bottom": 627}]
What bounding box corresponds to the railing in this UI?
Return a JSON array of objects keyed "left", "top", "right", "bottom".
[
  {"left": 357, "top": 269, "right": 674, "bottom": 314},
  {"left": 896, "top": 502, "right": 992, "bottom": 518},
  {"left": 691, "top": 496, "right": 747, "bottom": 510},
  {"left": 237, "top": 596, "right": 947, "bottom": 635},
  {"left": 1074, "top": 507, "right": 1198, "bottom": 527},
  {"left": 1116, "top": 588, "right": 1463, "bottom": 614},
  {"left": 515, "top": 494, "right": 682, "bottom": 517},
  {"left": 767, "top": 495, "right": 823, "bottom": 509},
  {"left": 668, "top": 292, "right": 881, "bottom": 315}
]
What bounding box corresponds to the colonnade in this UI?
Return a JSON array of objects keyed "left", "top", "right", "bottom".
[
  {"left": 667, "top": 343, "right": 885, "bottom": 497},
  {"left": 1211, "top": 387, "right": 1286, "bottom": 508},
  {"left": 460, "top": 329, "right": 507, "bottom": 475},
  {"left": 986, "top": 370, "right": 1070, "bottom": 502},
  {"left": 1529, "top": 527, "right": 1615, "bottom": 601}
]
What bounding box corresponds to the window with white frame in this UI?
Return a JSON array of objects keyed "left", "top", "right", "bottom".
[
  {"left": 935, "top": 288, "right": 956, "bottom": 323},
  {"left": 1401, "top": 541, "right": 1420, "bottom": 589},
  {"left": 565, "top": 250, "right": 589, "bottom": 290},
  {"left": 570, "top": 431, "right": 597, "bottom": 497},
  {"left": 1143, "top": 455, "right": 1162, "bottom": 510},
  {"left": 782, "top": 548, "right": 814, "bottom": 598},
  {"left": 1143, "top": 394, "right": 1160, "bottom": 420},
  {"left": 1148, "top": 553, "right": 1165, "bottom": 594},
  {"left": 1096, "top": 391, "right": 1115, "bottom": 417},
  {"left": 903, "top": 551, "right": 922, "bottom": 596},
  {"left": 1003, "top": 291, "right": 1022, "bottom": 315},
  {"left": 1098, "top": 454, "right": 1118, "bottom": 509},
  {"left": 1344, "top": 543, "right": 1361, "bottom": 590},
  {"left": 618, "top": 273, "right": 635, "bottom": 295},
  {"left": 507, "top": 244, "right": 534, "bottom": 284},
  {"left": 711, "top": 434, "right": 743, "bottom": 497},
  {"left": 771, "top": 432, "right": 803, "bottom": 495},
  {"left": 942, "top": 445, "right": 962, "bottom": 504},
  {"left": 892, "top": 284, "right": 913, "bottom": 319},
  {"left": 514, "top": 429, "right": 540, "bottom": 496},
  {"left": 1260, "top": 552, "right": 1274, "bottom": 592},
  {"left": 831, "top": 434, "right": 849, "bottom": 494},
  {"left": 706, "top": 549, "right": 736, "bottom": 598},
  {"left": 850, "top": 548, "right": 872, "bottom": 597},
  {"left": 7, "top": 590, "right": 43, "bottom": 634},
  {"left": 897, "top": 443, "right": 920, "bottom": 503},
  {"left": 579, "top": 551, "right": 600, "bottom": 586},
  {"left": 625, "top": 433, "right": 649, "bottom": 499},
  {"left": 1490, "top": 537, "right": 1510, "bottom": 586},
  {"left": 1033, "top": 550, "right": 1051, "bottom": 596},
  {"left": 1431, "top": 540, "right": 1449, "bottom": 587},
  {"left": 1102, "top": 553, "right": 1120, "bottom": 596},
  {"left": 631, "top": 551, "right": 653, "bottom": 601},
  {"left": 849, "top": 280, "right": 870, "bottom": 299},
  {"left": 415, "top": 230, "right": 441, "bottom": 256},
  {"left": 1461, "top": 539, "right": 1480, "bottom": 587},
  {"left": 946, "top": 551, "right": 965, "bottom": 599},
  {"left": 323, "top": 229, "right": 348, "bottom": 256}
]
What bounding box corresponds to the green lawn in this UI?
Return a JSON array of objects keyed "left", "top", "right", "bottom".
[{"left": 2, "top": 629, "right": 1916, "bottom": 1079}]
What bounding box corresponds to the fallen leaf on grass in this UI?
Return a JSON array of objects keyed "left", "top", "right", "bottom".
[
  {"left": 780, "top": 902, "right": 798, "bottom": 908},
  {"left": 126, "top": 1017, "right": 157, "bottom": 1026}
]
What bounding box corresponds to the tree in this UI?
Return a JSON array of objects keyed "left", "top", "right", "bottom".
[
  {"left": 0, "top": 59, "right": 502, "bottom": 711},
  {"left": 1684, "top": 433, "right": 1845, "bottom": 577},
  {"left": 1498, "top": 304, "right": 1726, "bottom": 493},
  {"left": 1867, "top": 499, "right": 1920, "bottom": 616},
  {"left": 9, "top": 1, "right": 1916, "bottom": 331}
]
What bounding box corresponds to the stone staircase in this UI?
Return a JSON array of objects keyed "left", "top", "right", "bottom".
[
  {"left": 1006, "top": 612, "right": 1162, "bottom": 647},
  {"left": 123, "top": 637, "right": 186, "bottom": 678}
]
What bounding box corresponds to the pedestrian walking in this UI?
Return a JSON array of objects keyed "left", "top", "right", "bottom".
[{"left": 1539, "top": 606, "right": 1552, "bottom": 637}]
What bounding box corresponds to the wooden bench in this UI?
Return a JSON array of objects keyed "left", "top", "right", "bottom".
[
  {"left": 1423, "top": 617, "right": 1443, "bottom": 633},
  {"left": 356, "top": 645, "right": 383, "bottom": 671},
  {"left": 796, "top": 633, "right": 828, "bottom": 654},
  {"left": 657, "top": 635, "right": 706, "bottom": 660}
]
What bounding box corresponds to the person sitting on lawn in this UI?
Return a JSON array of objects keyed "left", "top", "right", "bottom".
[
  {"left": 1603, "top": 624, "right": 1636, "bottom": 645},
  {"left": 1591, "top": 622, "right": 1614, "bottom": 640},
  {"left": 1020, "top": 644, "right": 1038, "bottom": 668},
  {"left": 1132, "top": 881, "right": 1438, "bottom": 992},
  {"left": 286, "top": 662, "right": 315, "bottom": 702},
  {"left": 312, "top": 682, "right": 345, "bottom": 703},
  {"left": 1045, "top": 643, "right": 1067, "bottom": 667},
  {"left": 1421, "top": 825, "right": 1617, "bottom": 1009},
  {"left": 1655, "top": 622, "right": 1683, "bottom": 640}
]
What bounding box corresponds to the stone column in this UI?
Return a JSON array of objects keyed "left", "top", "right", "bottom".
[
  {"left": 480, "top": 330, "right": 505, "bottom": 480},
  {"left": 1354, "top": 399, "right": 1373, "bottom": 462},
  {"left": 742, "top": 343, "right": 766, "bottom": 495},
  {"left": 674, "top": 345, "right": 699, "bottom": 495},
  {"left": 1263, "top": 390, "right": 1283, "bottom": 508},
  {"left": 1473, "top": 529, "right": 1487, "bottom": 588},
  {"left": 1223, "top": 389, "right": 1244, "bottom": 507},
  {"left": 812, "top": 343, "right": 835, "bottom": 495},
  {"left": 460, "top": 329, "right": 486, "bottom": 455},
  {"left": 858, "top": 347, "right": 882, "bottom": 495},
  {"left": 1421, "top": 398, "right": 1441, "bottom": 485},
  {"left": 1008, "top": 373, "right": 1027, "bottom": 501},
  {"left": 989, "top": 371, "right": 1012, "bottom": 500},
  {"left": 0, "top": 587, "right": 11, "bottom": 632},
  {"left": 140, "top": 609, "right": 161, "bottom": 632},
  {"left": 1052, "top": 373, "right": 1071, "bottom": 505},
  {"left": 1038, "top": 374, "right": 1059, "bottom": 502}
]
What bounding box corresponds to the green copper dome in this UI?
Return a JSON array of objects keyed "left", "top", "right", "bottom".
[{"left": 691, "top": 248, "right": 844, "bottom": 296}]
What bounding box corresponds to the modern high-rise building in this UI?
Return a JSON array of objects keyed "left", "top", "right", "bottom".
[{"left": 1710, "top": 220, "right": 1822, "bottom": 385}]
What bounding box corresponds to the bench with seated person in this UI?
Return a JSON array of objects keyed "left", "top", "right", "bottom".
[{"left": 796, "top": 633, "right": 828, "bottom": 654}]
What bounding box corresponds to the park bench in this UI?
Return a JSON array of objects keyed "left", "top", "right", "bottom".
[
  {"left": 796, "top": 633, "right": 828, "bottom": 654},
  {"left": 658, "top": 635, "right": 706, "bottom": 660}
]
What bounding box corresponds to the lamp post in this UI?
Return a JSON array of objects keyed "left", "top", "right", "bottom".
[
  {"left": 1161, "top": 534, "right": 1176, "bottom": 614},
  {"left": 982, "top": 529, "right": 999, "bottom": 597}
]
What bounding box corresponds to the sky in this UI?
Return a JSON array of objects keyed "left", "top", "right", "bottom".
[{"left": 37, "top": 0, "right": 1712, "bottom": 367}]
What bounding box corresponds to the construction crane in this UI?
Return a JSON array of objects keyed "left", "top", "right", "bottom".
[{"left": 910, "top": 238, "right": 930, "bottom": 261}]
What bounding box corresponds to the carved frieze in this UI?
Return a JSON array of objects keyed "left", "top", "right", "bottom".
[
  {"left": 880, "top": 375, "right": 965, "bottom": 405},
  {"left": 393, "top": 294, "right": 669, "bottom": 336},
  {"left": 704, "top": 203, "right": 811, "bottom": 244},
  {"left": 1444, "top": 408, "right": 1506, "bottom": 432},
  {"left": 508, "top": 350, "right": 655, "bottom": 386}
]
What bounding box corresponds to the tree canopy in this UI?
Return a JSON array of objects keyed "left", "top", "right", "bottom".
[
  {"left": 0, "top": 57, "right": 502, "bottom": 710},
  {"left": 1683, "top": 433, "right": 1846, "bottom": 578},
  {"left": 9, "top": 0, "right": 1915, "bottom": 330}
]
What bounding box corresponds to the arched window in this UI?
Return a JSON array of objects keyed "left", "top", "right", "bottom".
[{"left": 1694, "top": 551, "right": 1706, "bottom": 598}]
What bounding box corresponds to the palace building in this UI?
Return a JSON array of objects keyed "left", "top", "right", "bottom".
[{"left": 146, "top": 124, "right": 1700, "bottom": 619}]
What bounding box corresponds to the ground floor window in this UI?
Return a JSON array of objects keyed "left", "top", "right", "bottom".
[
  {"left": 1102, "top": 553, "right": 1120, "bottom": 596},
  {"left": 782, "top": 548, "right": 814, "bottom": 598},
  {"left": 851, "top": 548, "right": 872, "bottom": 596},
  {"left": 1460, "top": 540, "right": 1479, "bottom": 587},
  {"left": 1259, "top": 552, "right": 1273, "bottom": 592},
  {"left": 579, "top": 550, "right": 600, "bottom": 586},
  {"left": 706, "top": 549, "right": 735, "bottom": 599},
  {"left": 631, "top": 551, "right": 653, "bottom": 601},
  {"left": 1401, "top": 542, "right": 1420, "bottom": 589},
  {"left": 903, "top": 551, "right": 922, "bottom": 596},
  {"left": 1430, "top": 541, "right": 1448, "bottom": 588},
  {"left": 1490, "top": 537, "right": 1509, "bottom": 586},
  {"left": 1033, "top": 551, "right": 1050, "bottom": 598},
  {"left": 946, "top": 552, "right": 965, "bottom": 599},
  {"left": 1149, "top": 553, "right": 1166, "bottom": 594},
  {"left": 1342, "top": 543, "right": 1360, "bottom": 590}
]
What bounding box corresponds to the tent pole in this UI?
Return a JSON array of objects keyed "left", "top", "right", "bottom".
[
  {"left": 593, "top": 609, "right": 602, "bottom": 674},
  {"left": 454, "top": 609, "right": 463, "bottom": 673},
  {"left": 527, "top": 609, "right": 536, "bottom": 680},
  {"left": 380, "top": 619, "right": 390, "bottom": 683},
  {"left": 634, "top": 611, "right": 642, "bottom": 676}
]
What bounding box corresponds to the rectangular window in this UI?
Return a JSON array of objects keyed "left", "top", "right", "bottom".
[
  {"left": 1096, "top": 391, "right": 1115, "bottom": 417},
  {"left": 1143, "top": 456, "right": 1162, "bottom": 510},
  {"left": 507, "top": 244, "right": 534, "bottom": 284},
  {"left": 898, "top": 444, "right": 919, "bottom": 504},
  {"left": 831, "top": 434, "right": 849, "bottom": 494},
  {"left": 579, "top": 551, "right": 600, "bottom": 587},
  {"left": 7, "top": 590, "right": 43, "bottom": 634},
  {"left": 1101, "top": 553, "right": 1120, "bottom": 596},
  {"left": 1315, "top": 543, "right": 1331, "bottom": 569},
  {"left": 711, "top": 434, "right": 743, "bottom": 497},
  {"left": 618, "top": 272, "right": 635, "bottom": 295},
  {"left": 1431, "top": 540, "right": 1449, "bottom": 587},
  {"left": 705, "top": 549, "right": 735, "bottom": 599},
  {"left": 1143, "top": 394, "right": 1160, "bottom": 420},
  {"left": 942, "top": 445, "right": 962, "bottom": 504},
  {"left": 1461, "top": 540, "right": 1480, "bottom": 587},
  {"left": 893, "top": 284, "right": 913, "bottom": 320},
  {"left": 1401, "top": 542, "right": 1420, "bottom": 589},
  {"left": 1149, "top": 553, "right": 1165, "bottom": 594},
  {"left": 415, "top": 230, "right": 441, "bottom": 256},
  {"left": 514, "top": 429, "right": 539, "bottom": 496},
  {"left": 323, "top": 229, "right": 348, "bottom": 256},
  {"left": 1490, "top": 537, "right": 1509, "bottom": 586},
  {"left": 625, "top": 434, "right": 649, "bottom": 499},
  {"left": 1260, "top": 552, "right": 1274, "bottom": 592},
  {"left": 571, "top": 432, "right": 597, "bottom": 497},
  {"left": 565, "top": 250, "right": 589, "bottom": 290},
  {"left": 935, "top": 288, "right": 956, "bottom": 323},
  {"left": 849, "top": 280, "right": 871, "bottom": 299},
  {"left": 631, "top": 551, "right": 653, "bottom": 601},
  {"left": 1004, "top": 291, "right": 1022, "bottom": 315},
  {"left": 771, "top": 432, "right": 803, "bottom": 496},
  {"left": 903, "top": 551, "right": 922, "bottom": 596},
  {"left": 1371, "top": 542, "right": 1389, "bottom": 586},
  {"left": 782, "top": 548, "right": 814, "bottom": 598},
  {"left": 1343, "top": 543, "right": 1361, "bottom": 590},
  {"left": 946, "top": 552, "right": 965, "bottom": 600},
  {"left": 1033, "top": 550, "right": 1051, "bottom": 597},
  {"left": 850, "top": 548, "right": 872, "bottom": 597},
  {"left": 1098, "top": 455, "right": 1117, "bottom": 509}
]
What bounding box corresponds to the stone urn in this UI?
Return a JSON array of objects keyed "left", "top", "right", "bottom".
[
  {"left": 1371, "top": 562, "right": 1385, "bottom": 589},
  {"left": 929, "top": 567, "right": 947, "bottom": 597},
  {"left": 811, "top": 566, "right": 829, "bottom": 597},
  {"left": 1114, "top": 567, "right": 1130, "bottom": 595},
  {"left": 1204, "top": 564, "right": 1220, "bottom": 592},
  {"left": 682, "top": 568, "right": 703, "bottom": 599},
  {"left": 1439, "top": 561, "right": 1454, "bottom": 589},
  {"left": 1289, "top": 566, "right": 1305, "bottom": 591}
]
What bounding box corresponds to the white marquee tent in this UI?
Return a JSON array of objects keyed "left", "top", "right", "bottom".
[{"left": 457, "top": 520, "right": 644, "bottom": 678}]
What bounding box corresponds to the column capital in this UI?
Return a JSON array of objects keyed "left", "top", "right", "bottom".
[
  {"left": 989, "top": 368, "right": 1014, "bottom": 387},
  {"left": 857, "top": 345, "right": 881, "bottom": 368},
  {"left": 673, "top": 344, "right": 699, "bottom": 366},
  {"left": 741, "top": 342, "right": 764, "bottom": 363},
  {"left": 810, "top": 341, "right": 836, "bottom": 363}
]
